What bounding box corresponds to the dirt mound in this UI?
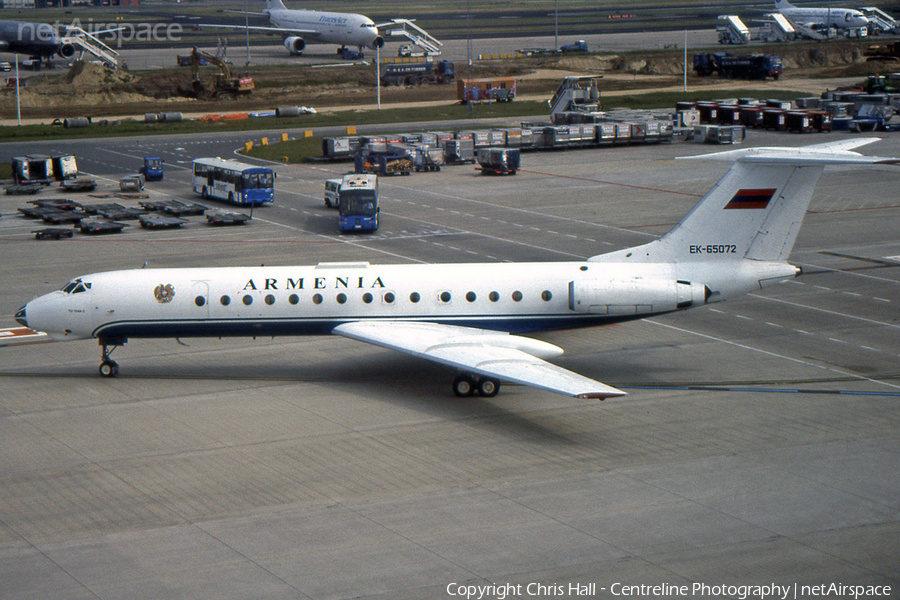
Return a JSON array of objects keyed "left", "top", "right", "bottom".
[{"left": 61, "top": 60, "right": 140, "bottom": 90}]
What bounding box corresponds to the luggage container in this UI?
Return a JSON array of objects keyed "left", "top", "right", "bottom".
[
  {"left": 457, "top": 130, "right": 492, "bottom": 148},
  {"left": 614, "top": 123, "right": 632, "bottom": 142},
  {"left": 486, "top": 130, "right": 507, "bottom": 146},
  {"left": 476, "top": 148, "right": 520, "bottom": 175},
  {"left": 696, "top": 103, "right": 719, "bottom": 123},
  {"left": 810, "top": 111, "right": 833, "bottom": 132},
  {"left": 597, "top": 123, "right": 617, "bottom": 143},
  {"left": 692, "top": 124, "right": 746, "bottom": 144},
  {"left": 784, "top": 111, "right": 815, "bottom": 133},
  {"left": 762, "top": 109, "right": 787, "bottom": 130},
  {"left": 443, "top": 138, "right": 475, "bottom": 163},
  {"left": 738, "top": 106, "right": 764, "bottom": 128},
  {"left": 413, "top": 146, "right": 444, "bottom": 172},
  {"left": 541, "top": 125, "right": 573, "bottom": 149},
  {"left": 716, "top": 105, "right": 741, "bottom": 125},
  {"left": 627, "top": 122, "right": 647, "bottom": 142},
  {"left": 569, "top": 124, "right": 597, "bottom": 145},
  {"left": 496, "top": 128, "right": 522, "bottom": 147}
]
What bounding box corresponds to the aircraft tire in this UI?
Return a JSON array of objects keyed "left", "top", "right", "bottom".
[
  {"left": 477, "top": 378, "right": 500, "bottom": 397},
  {"left": 99, "top": 360, "right": 119, "bottom": 378},
  {"left": 452, "top": 374, "right": 477, "bottom": 397}
]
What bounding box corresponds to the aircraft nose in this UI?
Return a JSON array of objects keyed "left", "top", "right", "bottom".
[{"left": 15, "top": 305, "right": 28, "bottom": 327}]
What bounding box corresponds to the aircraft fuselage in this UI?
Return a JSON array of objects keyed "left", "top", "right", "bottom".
[{"left": 266, "top": 8, "right": 382, "bottom": 49}]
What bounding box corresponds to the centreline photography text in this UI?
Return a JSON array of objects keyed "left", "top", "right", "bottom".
[{"left": 444, "top": 581, "right": 894, "bottom": 599}]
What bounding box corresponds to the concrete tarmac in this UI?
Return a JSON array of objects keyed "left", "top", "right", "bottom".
[{"left": 0, "top": 128, "right": 898, "bottom": 599}]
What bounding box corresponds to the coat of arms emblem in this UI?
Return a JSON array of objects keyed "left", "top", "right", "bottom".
[{"left": 154, "top": 284, "right": 175, "bottom": 304}]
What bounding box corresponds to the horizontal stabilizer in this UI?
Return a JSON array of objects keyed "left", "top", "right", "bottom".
[{"left": 678, "top": 138, "right": 900, "bottom": 165}]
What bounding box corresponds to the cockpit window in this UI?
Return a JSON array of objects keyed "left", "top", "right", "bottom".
[{"left": 61, "top": 279, "right": 91, "bottom": 294}]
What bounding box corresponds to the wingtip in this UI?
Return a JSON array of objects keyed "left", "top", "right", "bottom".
[{"left": 576, "top": 390, "right": 627, "bottom": 400}]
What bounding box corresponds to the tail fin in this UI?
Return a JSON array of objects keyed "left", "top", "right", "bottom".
[
  {"left": 590, "top": 139, "right": 897, "bottom": 264},
  {"left": 266, "top": 0, "right": 287, "bottom": 10}
]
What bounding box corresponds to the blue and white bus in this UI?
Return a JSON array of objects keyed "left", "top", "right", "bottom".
[
  {"left": 192, "top": 158, "right": 275, "bottom": 205},
  {"left": 338, "top": 173, "right": 379, "bottom": 232}
]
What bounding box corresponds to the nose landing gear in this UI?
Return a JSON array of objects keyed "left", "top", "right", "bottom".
[
  {"left": 98, "top": 338, "right": 126, "bottom": 377},
  {"left": 452, "top": 374, "right": 501, "bottom": 398}
]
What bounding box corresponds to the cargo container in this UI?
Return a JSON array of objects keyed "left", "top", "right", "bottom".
[{"left": 477, "top": 148, "right": 520, "bottom": 175}]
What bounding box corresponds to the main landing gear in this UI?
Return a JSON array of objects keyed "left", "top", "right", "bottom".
[
  {"left": 98, "top": 338, "right": 125, "bottom": 377},
  {"left": 452, "top": 374, "right": 501, "bottom": 398}
]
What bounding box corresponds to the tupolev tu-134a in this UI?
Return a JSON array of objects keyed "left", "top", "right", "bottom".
[{"left": 14, "top": 140, "right": 898, "bottom": 399}]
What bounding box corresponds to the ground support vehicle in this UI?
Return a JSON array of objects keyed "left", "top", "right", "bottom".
[
  {"left": 559, "top": 40, "right": 588, "bottom": 53},
  {"left": 139, "top": 157, "right": 164, "bottom": 181},
  {"left": 354, "top": 152, "right": 412, "bottom": 176},
  {"left": 139, "top": 215, "right": 187, "bottom": 229},
  {"left": 33, "top": 228, "right": 74, "bottom": 240},
  {"left": 380, "top": 60, "right": 454, "bottom": 86},
  {"left": 693, "top": 52, "right": 783, "bottom": 80},
  {"left": 324, "top": 178, "right": 341, "bottom": 207},
  {"left": 338, "top": 173, "right": 379, "bottom": 233},
  {"left": 61, "top": 177, "right": 96, "bottom": 192},
  {"left": 477, "top": 148, "right": 520, "bottom": 175},
  {"left": 207, "top": 212, "right": 250, "bottom": 226},
  {"left": 79, "top": 220, "right": 128, "bottom": 235}
]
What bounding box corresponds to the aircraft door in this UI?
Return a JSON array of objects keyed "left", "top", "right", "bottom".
[{"left": 191, "top": 281, "right": 210, "bottom": 319}]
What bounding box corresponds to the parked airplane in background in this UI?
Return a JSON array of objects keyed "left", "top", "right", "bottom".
[
  {"left": 204, "top": 0, "right": 385, "bottom": 56},
  {"left": 14, "top": 140, "right": 897, "bottom": 399},
  {"left": 0, "top": 19, "right": 76, "bottom": 63},
  {"left": 774, "top": 0, "right": 869, "bottom": 30}
]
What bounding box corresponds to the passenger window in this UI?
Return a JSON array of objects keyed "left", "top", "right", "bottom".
[
  {"left": 265, "top": 294, "right": 275, "bottom": 305},
  {"left": 512, "top": 291, "right": 523, "bottom": 302},
  {"left": 489, "top": 291, "right": 499, "bottom": 302}
]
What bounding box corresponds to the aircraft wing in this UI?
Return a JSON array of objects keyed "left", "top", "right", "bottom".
[
  {"left": 332, "top": 321, "right": 626, "bottom": 399},
  {"left": 197, "top": 24, "right": 320, "bottom": 36}
]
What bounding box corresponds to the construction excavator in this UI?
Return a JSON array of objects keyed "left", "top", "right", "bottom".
[{"left": 179, "top": 46, "right": 253, "bottom": 99}]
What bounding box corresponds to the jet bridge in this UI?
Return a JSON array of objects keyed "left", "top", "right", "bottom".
[
  {"left": 60, "top": 27, "right": 118, "bottom": 68},
  {"left": 383, "top": 19, "right": 442, "bottom": 57}
]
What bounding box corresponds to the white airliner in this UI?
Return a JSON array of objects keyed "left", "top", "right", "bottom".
[
  {"left": 14, "top": 140, "right": 897, "bottom": 399},
  {"left": 774, "top": 0, "right": 869, "bottom": 30},
  {"left": 205, "top": 0, "right": 385, "bottom": 56}
]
